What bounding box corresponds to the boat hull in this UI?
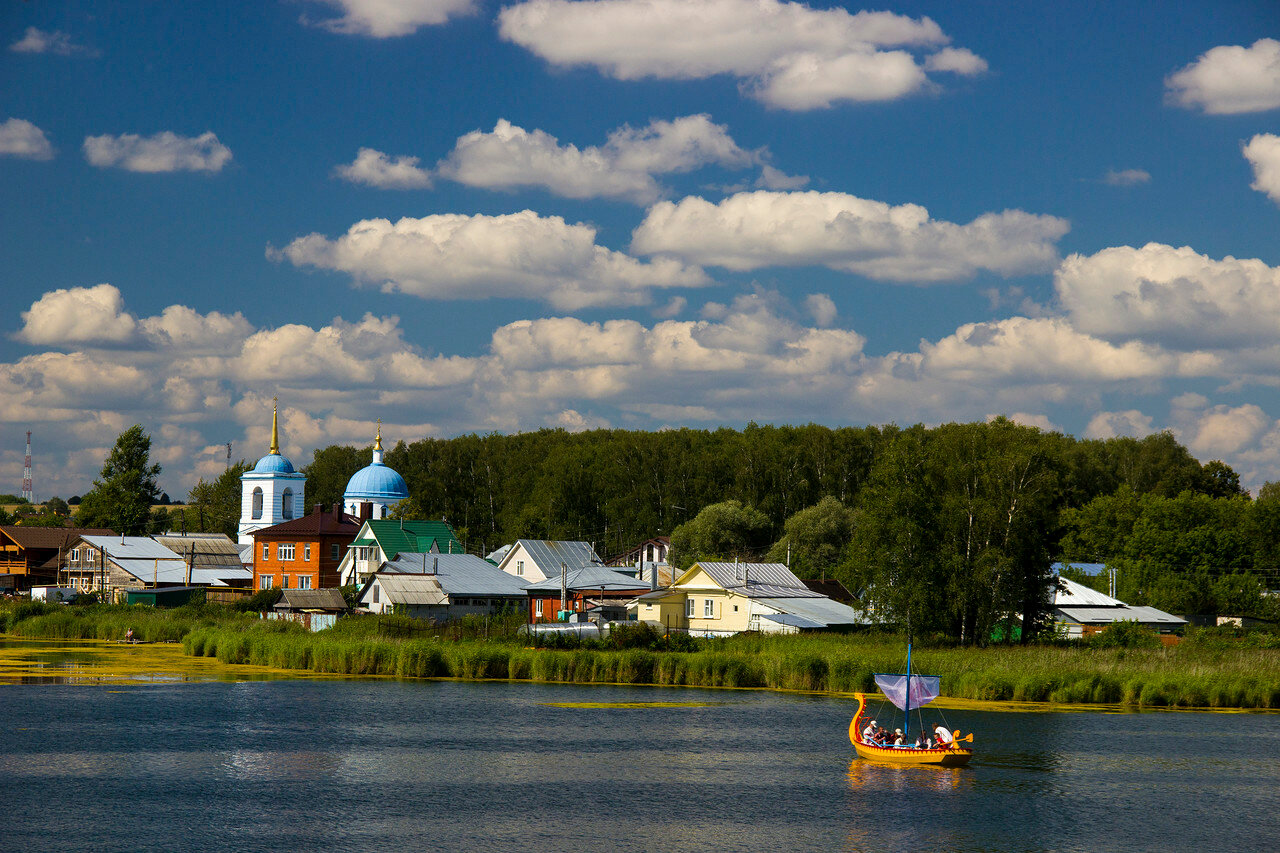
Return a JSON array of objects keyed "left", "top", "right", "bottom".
[{"left": 849, "top": 691, "right": 973, "bottom": 767}]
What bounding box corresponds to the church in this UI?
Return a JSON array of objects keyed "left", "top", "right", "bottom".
[{"left": 238, "top": 405, "right": 410, "bottom": 546}]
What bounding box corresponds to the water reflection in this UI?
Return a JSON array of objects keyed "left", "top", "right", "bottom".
[{"left": 845, "top": 758, "right": 969, "bottom": 793}]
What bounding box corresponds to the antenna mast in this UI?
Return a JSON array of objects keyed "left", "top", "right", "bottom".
[{"left": 21, "top": 431, "right": 33, "bottom": 503}]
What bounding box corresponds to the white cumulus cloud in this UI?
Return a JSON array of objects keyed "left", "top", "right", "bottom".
[
  {"left": 1244, "top": 133, "right": 1280, "bottom": 204},
  {"left": 1103, "top": 168, "right": 1151, "bottom": 186},
  {"left": 1055, "top": 243, "right": 1280, "bottom": 349},
  {"left": 277, "top": 210, "right": 710, "bottom": 309},
  {"left": 1165, "top": 38, "right": 1280, "bottom": 114},
  {"left": 0, "top": 118, "right": 54, "bottom": 160},
  {"left": 631, "top": 190, "right": 1069, "bottom": 282},
  {"left": 83, "top": 131, "right": 232, "bottom": 173},
  {"left": 18, "top": 284, "right": 139, "bottom": 345},
  {"left": 437, "top": 115, "right": 755, "bottom": 203},
  {"left": 1085, "top": 410, "right": 1155, "bottom": 439},
  {"left": 924, "top": 47, "right": 988, "bottom": 75},
  {"left": 334, "top": 147, "right": 432, "bottom": 189},
  {"left": 498, "top": 0, "right": 983, "bottom": 110},
  {"left": 299, "top": 0, "right": 476, "bottom": 37}
]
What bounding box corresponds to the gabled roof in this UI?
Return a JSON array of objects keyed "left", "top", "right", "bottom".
[
  {"left": 364, "top": 519, "right": 463, "bottom": 558},
  {"left": 0, "top": 525, "right": 114, "bottom": 550},
  {"left": 754, "top": 595, "right": 869, "bottom": 627},
  {"left": 252, "top": 506, "right": 361, "bottom": 539},
  {"left": 1053, "top": 576, "right": 1125, "bottom": 607},
  {"left": 523, "top": 564, "right": 651, "bottom": 593},
  {"left": 381, "top": 553, "right": 529, "bottom": 597},
  {"left": 1056, "top": 605, "right": 1187, "bottom": 627},
  {"left": 80, "top": 535, "right": 186, "bottom": 562},
  {"left": 365, "top": 572, "right": 447, "bottom": 606},
  {"left": 153, "top": 534, "right": 243, "bottom": 571},
  {"left": 275, "top": 588, "right": 347, "bottom": 612},
  {"left": 509, "top": 540, "right": 602, "bottom": 572},
  {"left": 684, "top": 561, "right": 820, "bottom": 599}
]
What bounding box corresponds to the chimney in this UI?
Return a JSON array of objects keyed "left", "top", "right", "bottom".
[
  {"left": 650, "top": 562, "right": 656, "bottom": 592},
  {"left": 360, "top": 502, "right": 373, "bottom": 521},
  {"left": 313, "top": 504, "right": 323, "bottom": 515},
  {"left": 432, "top": 557, "right": 438, "bottom": 575}
]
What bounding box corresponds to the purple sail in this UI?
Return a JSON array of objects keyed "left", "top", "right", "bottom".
[{"left": 873, "top": 674, "right": 941, "bottom": 711}]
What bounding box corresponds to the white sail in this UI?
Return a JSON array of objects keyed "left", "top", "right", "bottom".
[{"left": 873, "top": 674, "right": 941, "bottom": 711}]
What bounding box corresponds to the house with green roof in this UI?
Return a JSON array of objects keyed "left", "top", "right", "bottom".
[{"left": 336, "top": 518, "right": 464, "bottom": 587}]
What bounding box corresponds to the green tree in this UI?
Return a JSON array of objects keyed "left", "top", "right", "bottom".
[
  {"left": 185, "top": 461, "right": 252, "bottom": 536},
  {"left": 668, "top": 500, "right": 771, "bottom": 569},
  {"left": 303, "top": 444, "right": 368, "bottom": 510},
  {"left": 74, "top": 425, "right": 163, "bottom": 535},
  {"left": 44, "top": 496, "right": 70, "bottom": 517},
  {"left": 766, "top": 496, "right": 856, "bottom": 580}
]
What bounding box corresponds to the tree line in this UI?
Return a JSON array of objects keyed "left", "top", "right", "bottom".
[{"left": 63, "top": 419, "right": 1280, "bottom": 642}]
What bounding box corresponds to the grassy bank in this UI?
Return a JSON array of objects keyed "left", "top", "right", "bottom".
[{"left": 4, "top": 602, "right": 1278, "bottom": 708}]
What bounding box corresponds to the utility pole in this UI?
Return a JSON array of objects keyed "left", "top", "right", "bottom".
[{"left": 22, "top": 430, "right": 33, "bottom": 503}]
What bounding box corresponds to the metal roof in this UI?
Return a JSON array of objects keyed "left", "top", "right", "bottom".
[
  {"left": 693, "top": 561, "right": 809, "bottom": 591},
  {"left": 81, "top": 536, "right": 186, "bottom": 561},
  {"left": 523, "top": 564, "right": 651, "bottom": 593},
  {"left": 381, "top": 553, "right": 529, "bottom": 597},
  {"left": 275, "top": 588, "right": 348, "bottom": 611},
  {"left": 754, "top": 595, "right": 870, "bottom": 627},
  {"left": 758, "top": 612, "right": 828, "bottom": 630},
  {"left": 367, "top": 573, "right": 447, "bottom": 605},
  {"left": 363, "top": 519, "right": 463, "bottom": 559},
  {"left": 1056, "top": 605, "right": 1187, "bottom": 626},
  {"left": 510, "top": 540, "right": 603, "bottom": 573},
  {"left": 1054, "top": 576, "right": 1125, "bottom": 607}
]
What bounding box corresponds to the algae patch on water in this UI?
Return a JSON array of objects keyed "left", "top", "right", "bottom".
[
  {"left": 540, "top": 701, "right": 720, "bottom": 709},
  {"left": 0, "top": 638, "right": 326, "bottom": 685}
]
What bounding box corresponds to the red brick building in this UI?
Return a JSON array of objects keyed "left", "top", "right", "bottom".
[{"left": 252, "top": 504, "right": 360, "bottom": 591}]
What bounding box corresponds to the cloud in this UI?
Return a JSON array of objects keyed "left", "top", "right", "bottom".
[
  {"left": 755, "top": 164, "right": 809, "bottom": 190},
  {"left": 83, "top": 131, "right": 232, "bottom": 173},
  {"left": 277, "top": 210, "right": 709, "bottom": 309},
  {"left": 334, "top": 147, "right": 432, "bottom": 189},
  {"left": 17, "top": 284, "right": 139, "bottom": 345},
  {"left": 631, "top": 190, "right": 1069, "bottom": 281},
  {"left": 1103, "top": 168, "right": 1150, "bottom": 186},
  {"left": 1244, "top": 133, "right": 1280, "bottom": 204},
  {"left": 9, "top": 27, "right": 97, "bottom": 56},
  {"left": 805, "top": 293, "right": 837, "bottom": 327},
  {"left": 299, "top": 0, "right": 476, "bottom": 37},
  {"left": 139, "top": 305, "right": 254, "bottom": 353},
  {"left": 1165, "top": 38, "right": 1280, "bottom": 114},
  {"left": 1085, "top": 410, "right": 1155, "bottom": 439},
  {"left": 1055, "top": 243, "right": 1280, "bottom": 349},
  {"left": 498, "top": 0, "right": 983, "bottom": 110},
  {"left": 0, "top": 118, "right": 54, "bottom": 160},
  {"left": 924, "top": 47, "right": 987, "bottom": 75},
  {"left": 436, "top": 115, "right": 755, "bottom": 203}
]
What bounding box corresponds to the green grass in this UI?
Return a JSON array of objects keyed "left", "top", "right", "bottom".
[{"left": 4, "top": 601, "right": 1277, "bottom": 709}]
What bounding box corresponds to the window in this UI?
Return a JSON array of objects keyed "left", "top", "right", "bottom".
[
  {"left": 330, "top": 543, "right": 340, "bottom": 560},
  {"left": 733, "top": 605, "right": 739, "bottom": 612},
  {"left": 259, "top": 575, "right": 272, "bottom": 589},
  {"left": 516, "top": 560, "right": 524, "bottom": 576},
  {"left": 278, "top": 543, "right": 295, "bottom": 561},
  {"left": 685, "top": 598, "right": 694, "bottom": 618},
  {"left": 69, "top": 548, "right": 79, "bottom": 562},
  {"left": 372, "top": 585, "right": 380, "bottom": 604},
  {"left": 704, "top": 599, "right": 714, "bottom": 618},
  {"left": 298, "top": 575, "right": 312, "bottom": 590},
  {"left": 535, "top": 599, "right": 543, "bottom": 617},
  {"left": 281, "top": 576, "right": 289, "bottom": 589},
  {"left": 251, "top": 487, "right": 263, "bottom": 520},
  {"left": 262, "top": 543, "right": 269, "bottom": 560},
  {"left": 282, "top": 488, "right": 294, "bottom": 519},
  {"left": 304, "top": 544, "right": 311, "bottom": 562},
  {"left": 380, "top": 506, "right": 388, "bottom": 519}
]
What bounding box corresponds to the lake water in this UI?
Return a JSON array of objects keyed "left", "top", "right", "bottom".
[{"left": 1, "top": 641, "right": 1277, "bottom": 852}]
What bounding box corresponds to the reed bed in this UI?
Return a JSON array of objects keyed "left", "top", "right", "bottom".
[{"left": 5, "top": 602, "right": 1276, "bottom": 708}]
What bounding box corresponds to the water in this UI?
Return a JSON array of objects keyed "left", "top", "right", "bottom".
[{"left": 1, "top": 658, "right": 1277, "bottom": 852}]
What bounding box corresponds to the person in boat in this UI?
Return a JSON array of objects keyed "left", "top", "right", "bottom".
[
  {"left": 934, "top": 724, "right": 953, "bottom": 746},
  {"left": 914, "top": 733, "right": 927, "bottom": 749},
  {"left": 862, "top": 719, "right": 877, "bottom": 743},
  {"left": 892, "top": 728, "right": 904, "bottom": 746},
  {"left": 876, "top": 726, "right": 890, "bottom": 745}
]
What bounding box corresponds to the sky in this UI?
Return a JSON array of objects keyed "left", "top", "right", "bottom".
[{"left": 3, "top": 0, "right": 1280, "bottom": 500}]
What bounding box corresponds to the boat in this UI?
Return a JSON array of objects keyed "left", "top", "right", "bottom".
[{"left": 848, "top": 643, "right": 973, "bottom": 767}]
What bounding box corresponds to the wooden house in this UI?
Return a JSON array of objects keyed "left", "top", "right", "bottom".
[{"left": 0, "top": 525, "right": 113, "bottom": 592}]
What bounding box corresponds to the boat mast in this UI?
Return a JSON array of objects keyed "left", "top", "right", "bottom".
[{"left": 904, "top": 640, "right": 912, "bottom": 743}]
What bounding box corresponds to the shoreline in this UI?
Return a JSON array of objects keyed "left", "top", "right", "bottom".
[{"left": 4, "top": 636, "right": 1276, "bottom": 714}]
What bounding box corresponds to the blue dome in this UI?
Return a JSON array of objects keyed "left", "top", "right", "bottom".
[
  {"left": 344, "top": 461, "right": 409, "bottom": 502},
  {"left": 253, "top": 453, "right": 295, "bottom": 474}
]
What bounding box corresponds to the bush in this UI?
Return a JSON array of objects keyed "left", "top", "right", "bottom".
[
  {"left": 1089, "top": 620, "right": 1161, "bottom": 649},
  {"left": 234, "top": 587, "right": 282, "bottom": 612}
]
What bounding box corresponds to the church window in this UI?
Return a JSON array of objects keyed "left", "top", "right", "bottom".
[
  {"left": 380, "top": 506, "right": 388, "bottom": 519},
  {"left": 252, "top": 488, "right": 263, "bottom": 520},
  {"left": 282, "top": 488, "right": 294, "bottom": 519}
]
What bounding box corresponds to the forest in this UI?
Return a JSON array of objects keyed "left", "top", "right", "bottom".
[{"left": 112, "top": 418, "right": 1280, "bottom": 643}]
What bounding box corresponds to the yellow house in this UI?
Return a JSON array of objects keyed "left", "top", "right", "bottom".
[{"left": 634, "top": 560, "right": 866, "bottom": 637}]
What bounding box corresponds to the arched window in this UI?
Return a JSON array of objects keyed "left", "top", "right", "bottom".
[
  {"left": 251, "top": 487, "right": 263, "bottom": 520},
  {"left": 282, "top": 488, "right": 294, "bottom": 519},
  {"left": 380, "top": 505, "right": 388, "bottom": 519}
]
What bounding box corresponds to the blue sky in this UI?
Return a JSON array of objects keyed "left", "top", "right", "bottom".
[{"left": 3, "top": 0, "right": 1280, "bottom": 499}]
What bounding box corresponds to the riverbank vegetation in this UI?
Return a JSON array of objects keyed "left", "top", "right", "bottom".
[{"left": 4, "top": 602, "right": 1277, "bottom": 709}]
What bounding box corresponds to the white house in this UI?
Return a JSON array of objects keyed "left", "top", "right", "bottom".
[{"left": 496, "top": 539, "right": 604, "bottom": 583}]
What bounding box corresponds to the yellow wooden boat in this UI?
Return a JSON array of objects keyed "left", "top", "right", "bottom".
[{"left": 849, "top": 691, "right": 972, "bottom": 766}]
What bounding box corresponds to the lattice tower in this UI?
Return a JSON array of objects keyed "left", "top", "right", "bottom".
[{"left": 21, "top": 430, "right": 33, "bottom": 502}]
